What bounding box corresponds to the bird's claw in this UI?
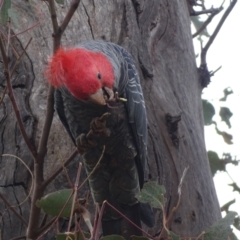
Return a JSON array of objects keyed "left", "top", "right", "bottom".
[
  {"left": 113, "top": 92, "right": 127, "bottom": 102},
  {"left": 76, "top": 133, "right": 97, "bottom": 153},
  {"left": 90, "top": 113, "right": 111, "bottom": 137}
]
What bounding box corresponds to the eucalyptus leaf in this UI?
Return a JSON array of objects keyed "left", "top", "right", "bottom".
[
  {"left": 1, "top": 0, "right": 11, "bottom": 24},
  {"left": 100, "top": 235, "right": 125, "bottom": 240},
  {"left": 204, "top": 211, "right": 237, "bottom": 240},
  {"left": 202, "top": 99, "right": 215, "bottom": 126},
  {"left": 208, "top": 151, "right": 225, "bottom": 176},
  {"left": 55, "top": 0, "right": 64, "bottom": 4},
  {"left": 8, "top": 8, "right": 20, "bottom": 28},
  {"left": 136, "top": 182, "right": 166, "bottom": 210},
  {"left": 36, "top": 189, "right": 74, "bottom": 217}
]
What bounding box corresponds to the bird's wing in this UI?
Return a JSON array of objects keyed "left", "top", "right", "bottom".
[
  {"left": 119, "top": 49, "right": 147, "bottom": 188},
  {"left": 55, "top": 89, "right": 76, "bottom": 144}
]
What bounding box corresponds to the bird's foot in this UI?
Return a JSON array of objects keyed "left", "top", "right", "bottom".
[
  {"left": 113, "top": 92, "right": 127, "bottom": 103},
  {"left": 90, "top": 112, "right": 111, "bottom": 137},
  {"left": 76, "top": 133, "right": 97, "bottom": 153}
]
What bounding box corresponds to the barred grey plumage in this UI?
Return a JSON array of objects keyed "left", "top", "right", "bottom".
[
  {"left": 54, "top": 40, "right": 153, "bottom": 239},
  {"left": 78, "top": 40, "right": 147, "bottom": 188}
]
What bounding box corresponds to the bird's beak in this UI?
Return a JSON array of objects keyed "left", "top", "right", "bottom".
[{"left": 88, "top": 88, "right": 106, "bottom": 105}]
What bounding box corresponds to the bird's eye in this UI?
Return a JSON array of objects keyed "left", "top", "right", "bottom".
[{"left": 97, "top": 72, "right": 102, "bottom": 80}]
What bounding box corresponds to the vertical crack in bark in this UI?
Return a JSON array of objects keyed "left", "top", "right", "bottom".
[
  {"left": 151, "top": 0, "right": 170, "bottom": 55},
  {"left": 148, "top": 129, "right": 161, "bottom": 180},
  {"left": 82, "top": 2, "right": 95, "bottom": 40},
  {"left": 130, "top": 0, "right": 141, "bottom": 26}
]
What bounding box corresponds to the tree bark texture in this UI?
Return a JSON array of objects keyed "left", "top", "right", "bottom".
[{"left": 0, "top": 0, "right": 221, "bottom": 239}]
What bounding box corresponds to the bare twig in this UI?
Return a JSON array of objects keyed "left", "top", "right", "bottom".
[
  {"left": 9, "top": 236, "right": 26, "bottom": 240},
  {"left": 37, "top": 86, "right": 55, "bottom": 160},
  {"left": 58, "top": 149, "right": 74, "bottom": 188},
  {"left": 165, "top": 166, "right": 189, "bottom": 227},
  {"left": 39, "top": 214, "right": 48, "bottom": 229},
  {"left": 48, "top": 0, "right": 59, "bottom": 35},
  {"left": 201, "top": 0, "right": 237, "bottom": 65},
  {"left": 10, "top": 8, "right": 43, "bottom": 39},
  {"left": 192, "top": 7, "right": 223, "bottom": 38},
  {"left": 42, "top": 149, "right": 78, "bottom": 188},
  {"left": 60, "top": 0, "right": 81, "bottom": 33},
  {"left": 191, "top": 7, "right": 223, "bottom": 16},
  {"left": 10, "top": 38, "right": 33, "bottom": 77},
  {"left": 78, "top": 146, "right": 105, "bottom": 190},
  {"left": 209, "top": 66, "right": 222, "bottom": 77},
  {"left": 94, "top": 201, "right": 155, "bottom": 240},
  {"left": 36, "top": 217, "right": 57, "bottom": 239},
  {"left": 1, "top": 154, "right": 34, "bottom": 207},
  {"left": 0, "top": 35, "right": 38, "bottom": 158},
  {"left": 38, "top": 0, "right": 82, "bottom": 159},
  {"left": 0, "top": 86, "right": 7, "bottom": 106},
  {"left": 0, "top": 192, "right": 28, "bottom": 227},
  {"left": 67, "top": 163, "right": 82, "bottom": 232},
  {"left": 36, "top": 189, "right": 74, "bottom": 237}
]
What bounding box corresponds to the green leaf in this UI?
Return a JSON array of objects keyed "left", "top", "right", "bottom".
[
  {"left": 228, "top": 232, "right": 239, "bottom": 240},
  {"left": 100, "top": 235, "right": 125, "bottom": 240},
  {"left": 55, "top": 0, "right": 64, "bottom": 4},
  {"left": 214, "top": 125, "right": 233, "bottom": 145},
  {"left": 0, "top": 0, "right": 11, "bottom": 24},
  {"left": 8, "top": 8, "right": 20, "bottom": 28},
  {"left": 202, "top": 99, "right": 215, "bottom": 126},
  {"left": 228, "top": 183, "right": 240, "bottom": 194},
  {"left": 131, "top": 236, "right": 149, "bottom": 240},
  {"left": 233, "top": 215, "right": 240, "bottom": 230},
  {"left": 36, "top": 189, "right": 74, "bottom": 217},
  {"left": 56, "top": 233, "right": 75, "bottom": 240},
  {"left": 135, "top": 182, "right": 166, "bottom": 210},
  {"left": 208, "top": 151, "right": 225, "bottom": 176},
  {"left": 191, "top": 16, "right": 210, "bottom": 37},
  {"left": 204, "top": 211, "right": 237, "bottom": 240},
  {"left": 221, "top": 199, "right": 235, "bottom": 213},
  {"left": 168, "top": 231, "right": 180, "bottom": 240},
  {"left": 56, "top": 231, "right": 90, "bottom": 240},
  {"left": 219, "top": 107, "right": 233, "bottom": 128},
  {"left": 220, "top": 87, "right": 233, "bottom": 101}
]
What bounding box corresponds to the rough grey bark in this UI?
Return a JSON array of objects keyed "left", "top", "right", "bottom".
[{"left": 0, "top": 0, "right": 221, "bottom": 239}]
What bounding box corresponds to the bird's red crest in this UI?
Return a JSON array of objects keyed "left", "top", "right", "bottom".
[{"left": 46, "top": 47, "right": 114, "bottom": 100}]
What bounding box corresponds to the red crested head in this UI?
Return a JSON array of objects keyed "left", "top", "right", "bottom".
[{"left": 46, "top": 47, "right": 115, "bottom": 102}]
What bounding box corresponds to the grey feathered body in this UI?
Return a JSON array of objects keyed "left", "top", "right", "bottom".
[{"left": 55, "top": 41, "right": 153, "bottom": 238}]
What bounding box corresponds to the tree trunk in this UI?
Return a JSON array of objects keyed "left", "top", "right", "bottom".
[{"left": 0, "top": 0, "right": 221, "bottom": 239}]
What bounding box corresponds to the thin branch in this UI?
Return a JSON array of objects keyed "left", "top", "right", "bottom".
[
  {"left": 0, "top": 35, "right": 38, "bottom": 158},
  {"left": 67, "top": 163, "right": 82, "bottom": 232},
  {"left": 42, "top": 148, "right": 78, "bottom": 188},
  {"left": 28, "top": 1, "right": 81, "bottom": 238},
  {"left": 60, "top": 0, "right": 81, "bottom": 33},
  {"left": 39, "top": 214, "right": 48, "bottom": 229},
  {"left": 37, "top": 85, "right": 55, "bottom": 160},
  {"left": 10, "top": 38, "right": 33, "bottom": 77},
  {"left": 2, "top": 154, "right": 34, "bottom": 208},
  {"left": 191, "top": 7, "right": 223, "bottom": 16},
  {"left": 36, "top": 189, "right": 74, "bottom": 237},
  {"left": 48, "top": 0, "right": 59, "bottom": 34},
  {"left": 99, "top": 201, "right": 155, "bottom": 240},
  {"left": 10, "top": 8, "right": 43, "bottom": 39},
  {"left": 38, "top": 0, "right": 82, "bottom": 159},
  {"left": 201, "top": 0, "right": 237, "bottom": 65},
  {"left": 58, "top": 150, "right": 74, "bottom": 188},
  {"left": 0, "top": 86, "right": 7, "bottom": 106},
  {"left": 36, "top": 217, "right": 57, "bottom": 238},
  {"left": 165, "top": 166, "right": 189, "bottom": 227},
  {"left": 78, "top": 146, "right": 105, "bottom": 190},
  {"left": 9, "top": 236, "right": 26, "bottom": 240},
  {"left": 192, "top": 7, "right": 223, "bottom": 38},
  {"left": 0, "top": 192, "right": 28, "bottom": 227}
]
